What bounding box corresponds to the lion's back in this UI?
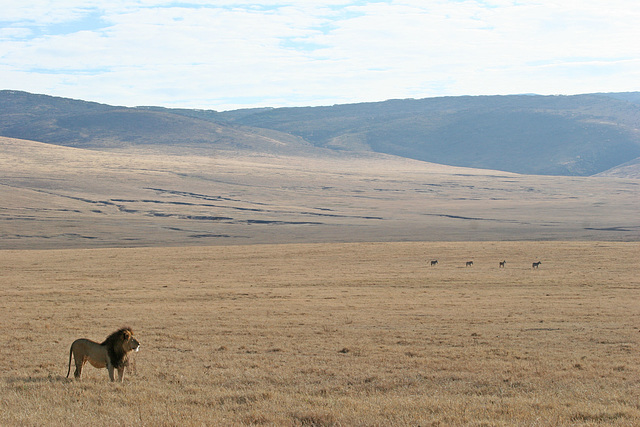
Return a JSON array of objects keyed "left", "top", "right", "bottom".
[
  {"left": 71, "top": 338, "right": 100, "bottom": 350},
  {"left": 71, "top": 338, "right": 108, "bottom": 363}
]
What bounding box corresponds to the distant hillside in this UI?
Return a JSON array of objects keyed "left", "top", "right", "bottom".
[
  {"left": 0, "top": 90, "right": 312, "bottom": 154},
  {"left": 2, "top": 90, "right": 640, "bottom": 176},
  {"left": 596, "top": 156, "right": 640, "bottom": 179},
  {"left": 220, "top": 94, "right": 640, "bottom": 176},
  {"left": 3, "top": 135, "right": 638, "bottom": 248},
  {"left": 598, "top": 92, "right": 640, "bottom": 105}
]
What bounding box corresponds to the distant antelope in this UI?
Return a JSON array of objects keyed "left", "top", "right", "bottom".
[
  {"left": 499, "top": 260, "right": 506, "bottom": 268},
  {"left": 431, "top": 260, "right": 438, "bottom": 266},
  {"left": 532, "top": 261, "right": 542, "bottom": 269},
  {"left": 466, "top": 261, "right": 473, "bottom": 267}
]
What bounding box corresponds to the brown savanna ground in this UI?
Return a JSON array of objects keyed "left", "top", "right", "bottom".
[
  {"left": 2, "top": 136, "right": 639, "bottom": 249},
  {"left": 1, "top": 241, "right": 639, "bottom": 425}
]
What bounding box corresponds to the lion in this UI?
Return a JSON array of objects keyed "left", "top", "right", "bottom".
[{"left": 66, "top": 327, "right": 140, "bottom": 382}]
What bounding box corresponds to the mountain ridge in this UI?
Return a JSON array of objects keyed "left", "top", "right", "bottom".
[
  {"left": 1, "top": 90, "right": 640, "bottom": 176},
  {"left": 218, "top": 93, "right": 640, "bottom": 176}
]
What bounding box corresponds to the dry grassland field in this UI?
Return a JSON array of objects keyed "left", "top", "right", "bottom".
[
  {"left": 1, "top": 136, "right": 639, "bottom": 249},
  {"left": 1, "top": 241, "right": 640, "bottom": 425}
]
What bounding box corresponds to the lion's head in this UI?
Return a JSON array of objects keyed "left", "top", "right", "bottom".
[{"left": 102, "top": 327, "right": 140, "bottom": 368}]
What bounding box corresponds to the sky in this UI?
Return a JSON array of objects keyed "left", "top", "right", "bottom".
[{"left": 1, "top": 0, "right": 639, "bottom": 111}]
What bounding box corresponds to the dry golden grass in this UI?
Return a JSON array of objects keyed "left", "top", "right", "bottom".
[
  {"left": 1, "top": 241, "right": 639, "bottom": 425},
  {"left": 2, "top": 136, "right": 639, "bottom": 249}
]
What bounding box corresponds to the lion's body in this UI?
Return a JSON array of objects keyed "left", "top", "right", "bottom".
[{"left": 67, "top": 327, "right": 140, "bottom": 382}]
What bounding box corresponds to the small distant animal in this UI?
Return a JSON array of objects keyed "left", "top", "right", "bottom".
[
  {"left": 466, "top": 261, "right": 473, "bottom": 267},
  {"left": 430, "top": 260, "right": 438, "bottom": 266},
  {"left": 532, "top": 261, "right": 542, "bottom": 269},
  {"left": 499, "top": 260, "right": 506, "bottom": 268},
  {"left": 67, "top": 327, "right": 140, "bottom": 382}
]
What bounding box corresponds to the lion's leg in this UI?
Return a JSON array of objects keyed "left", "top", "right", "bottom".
[
  {"left": 107, "top": 362, "right": 116, "bottom": 382},
  {"left": 117, "top": 366, "right": 125, "bottom": 382},
  {"left": 67, "top": 346, "right": 73, "bottom": 378},
  {"left": 74, "top": 355, "right": 85, "bottom": 379}
]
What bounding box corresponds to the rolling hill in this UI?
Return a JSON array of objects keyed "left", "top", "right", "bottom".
[
  {"left": 218, "top": 94, "right": 640, "bottom": 176},
  {"left": 2, "top": 90, "right": 640, "bottom": 176},
  {"left": 1, "top": 134, "right": 638, "bottom": 249},
  {"left": 1, "top": 90, "right": 639, "bottom": 248},
  {"left": 0, "top": 90, "right": 313, "bottom": 155}
]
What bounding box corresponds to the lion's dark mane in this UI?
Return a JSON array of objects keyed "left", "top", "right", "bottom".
[{"left": 101, "top": 327, "right": 133, "bottom": 369}]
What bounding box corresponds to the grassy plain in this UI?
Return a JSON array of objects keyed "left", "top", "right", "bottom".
[
  {"left": 1, "top": 241, "right": 639, "bottom": 425},
  {"left": 2, "top": 136, "right": 639, "bottom": 249}
]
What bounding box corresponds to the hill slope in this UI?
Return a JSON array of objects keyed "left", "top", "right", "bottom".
[
  {"left": 1, "top": 90, "right": 640, "bottom": 176},
  {"left": 597, "top": 156, "right": 640, "bottom": 178},
  {"left": 0, "top": 90, "right": 313, "bottom": 155},
  {"left": 221, "top": 94, "right": 640, "bottom": 176},
  {"left": 1, "top": 135, "right": 638, "bottom": 249}
]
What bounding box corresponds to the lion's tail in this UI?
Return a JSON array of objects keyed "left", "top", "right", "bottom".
[{"left": 66, "top": 345, "right": 73, "bottom": 378}]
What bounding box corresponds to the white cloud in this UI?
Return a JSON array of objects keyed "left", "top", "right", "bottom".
[{"left": 1, "top": 0, "right": 639, "bottom": 109}]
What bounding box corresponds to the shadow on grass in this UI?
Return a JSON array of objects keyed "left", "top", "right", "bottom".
[{"left": 6, "top": 375, "right": 71, "bottom": 384}]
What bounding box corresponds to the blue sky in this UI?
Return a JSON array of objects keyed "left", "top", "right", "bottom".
[{"left": 1, "top": 1, "right": 639, "bottom": 110}]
